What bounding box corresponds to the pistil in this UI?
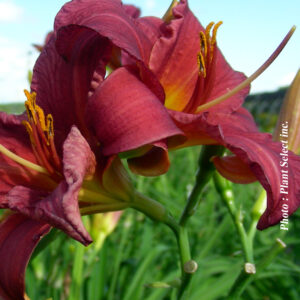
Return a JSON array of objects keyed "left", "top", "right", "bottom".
[{"left": 0, "top": 144, "right": 48, "bottom": 174}]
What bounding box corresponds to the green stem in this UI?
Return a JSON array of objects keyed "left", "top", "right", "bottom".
[
  {"left": 177, "top": 227, "right": 191, "bottom": 270},
  {"left": 179, "top": 145, "right": 225, "bottom": 227},
  {"left": 131, "top": 191, "right": 179, "bottom": 234},
  {"left": 227, "top": 238, "right": 286, "bottom": 299},
  {"left": 130, "top": 191, "right": 195, "bottom": 299},
  {"left": 213, "top": 172, "right": 254, "bottom": 263}
]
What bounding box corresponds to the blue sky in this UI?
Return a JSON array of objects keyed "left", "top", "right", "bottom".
[{"left": 0, "top": 0, "right": 299, "bottom": 103}]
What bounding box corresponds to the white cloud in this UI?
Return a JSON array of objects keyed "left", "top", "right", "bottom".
[
  {"left": 145, "top": 0, "right": 156, "bottom": 10},
  {"left": 277, "top": 72, "right": 297, "bottom": 88},
  {"left": 0, "top": 36, "right": 38, "bottom": 103},
  {"left": 0, "top": 0, "right": 23, "bottom": 22}
]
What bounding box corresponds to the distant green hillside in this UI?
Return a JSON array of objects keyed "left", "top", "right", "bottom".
[
  {"left": 244, "top": 87, "right": 288, "bottom": 132},
  {"left": 0, "top": 103, "right": 24, "bottom": 114}
]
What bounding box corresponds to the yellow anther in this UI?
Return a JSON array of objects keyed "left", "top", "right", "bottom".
[
  {"left": 46, "top": 114, "right": 54, "bottom": 139},
  {"left": 197, "top": 52, "right": 206, "bottom": 78},
  {"left": 199, "top": 31, "right": 207, "bottom": 57},
  {"left": 24, "top": 100, "right": 36, "bottom": 123},
  {"left": 211, "top": 21, "right": 223, "bottom": 46},
  {"left": 205, "top": 22, "right": 215, "bottom": 43},
  {"left": 24, "top": 89, "right": 36, "bottom": 108},
  {"left": 35, "top": 105, "right": 47, "bottom": 131}
]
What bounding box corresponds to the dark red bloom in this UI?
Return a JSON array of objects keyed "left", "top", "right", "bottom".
[
  {"left": 0, "top": 91, "right": 132, "bottom": 299},
  {"left": 46, "top": 0, "right": 300, "bottom": 231}
]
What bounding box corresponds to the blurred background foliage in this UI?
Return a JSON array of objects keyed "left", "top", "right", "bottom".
[{"left": 1, "top": 87, "right": 300, "bottom": 300}]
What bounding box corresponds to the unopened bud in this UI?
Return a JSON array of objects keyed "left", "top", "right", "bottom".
[{"left": 274, "top": 70, "right": 300, "bottom": 154}]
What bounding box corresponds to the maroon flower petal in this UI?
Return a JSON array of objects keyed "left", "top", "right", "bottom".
[
  {"left": 123, "top": 4, "right": 141, "bottom": 19},
  {"left": 0, "top": 213, "right": 50, "bottom": 300},
  {"left": 121, "top": 16, "right": 163, "bottom": 66},
  {"left": 128, "top": 141, "right": 171, "bottom": 176},
  {"left": 219, "top": 132, "right": 300, "bottom": 230},
  {"left": 212, "top": 155, "right": 257, "bottom": 184},
  {"left": 202, "top": 111, "right": 300, "bottom": 229},
  {"left": 86, "top": 67, "right": 183, "bottom": 155},
  {"left": 168, "top": 107, "right": 258, "bottom": 148},
  {"left": 54, "top": 0, "right": 152, "bottom": 63},
  {"left": 31, "top": 32, "right": 111, "bottom": 153},
  {"left": 0, "top": 112, "right": 34, "bottom": 164},
  {"left": 55, "top": 0, "right": 166, "bottom": 101},
  {"left": 171, "top": 107, "right": 300, "bottom": 228},
  {"left": 187, "top": 49, "right": 249, "bottom": 114},
  {"left": 149, "top": 0, "right": 201, "bottom": 111},
  {"left": 7, "top": 127, "right": 95, "bottom": 245},
  {"left": 149, "top": 0, "right": 248, "bottom": 113}
]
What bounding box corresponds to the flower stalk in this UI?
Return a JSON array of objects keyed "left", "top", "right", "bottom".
[
  {"left": 213, "top": 172, "right": 255, "bottom": 264},
  {"left": 227, "top": 238, "right": 286, "bottom": 299},
  {"left": 179, "top": 145, "right": 225, "bottom": 226}
]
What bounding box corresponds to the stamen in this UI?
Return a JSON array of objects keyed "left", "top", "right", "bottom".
[
  {"left": 24, "top": 101, "right": 36, "bottom": 123},
  {"left": 211, "top": 21, "right": 223, "bottom": 46},
  {"left": 24, "top": 90, "right": 36, "bottom": 108},
  {"left": 0, "top": 144, "right": 48, "bottom": 174},
  {"left": 199, "top": 31, "right": 207, "bottom": 57},
  {"left": 35, "top": 106, "right": 46, "bottom": 131},
  {"left": 195, "top": 26, "right": 296, "bottom": 113},
  {"left": 197, "top": 52, "right": 206, "bottom": 77},
  {"left": 22, "top": 90, "right": 62, "bottom": 176},
  {"left": 46, "top": 114, "right": 54, "bottom": 139},
  {"left": 205, "top": 22, "right": 215, "bottom": 42}
]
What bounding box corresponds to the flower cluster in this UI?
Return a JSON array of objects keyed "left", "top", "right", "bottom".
[{"left": 0, "top": 0, "right": 299, "bottom": 299}]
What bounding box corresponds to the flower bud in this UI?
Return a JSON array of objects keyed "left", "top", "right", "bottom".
[{"left": 274, "top": 70, "right": 300, "bottom": 154}]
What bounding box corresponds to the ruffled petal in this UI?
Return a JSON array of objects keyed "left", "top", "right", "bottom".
[
  {"left": 212, "top": 155, "right": 257, "bottom": 184},
  {"left": 149, "top": 0, "right": 201, "bottom": 111},
  {"left": 168, "top": 107, "right": 258, "bottom": 148},
  {"left": 7, "top": 127, "right": 95, "bottom": 245},
  {"left": 0, "top": 213, "right": 50, "bottom": 300},
  {"left": 171, "top": 107, "right": 300, "bottom": 228},
  {"left": 55, "top": 0, "right": 165, "bottom": 101},
  {"left": 149, "top": 0, "right": 248, "bottom": 113},
  {"left": 128, "top": 141, "right": 170, "bottom": 176},
  {"left": 123, "top": 4, "right": 141, "bottom": 19},
  {"left": 54, "top": 0, "right": 152, "bottom": 63},
  {"left": 86, "top": 67, "right": 183, "bottom": 155},
  {"left": 201, "top": 111, "right": 300, "bottom": 229},
  {"left": 31, "top": 33, "right": 110, "bottom": 153},
  {"left": 218, "top": 132, "right": 300, "bottom": 230}
]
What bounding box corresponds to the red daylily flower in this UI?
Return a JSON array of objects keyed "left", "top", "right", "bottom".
[
  {"left": 0, "top": 92, "right": 133, "bottom": 299},
  {"left": 48, "top": 0, "right": 300, "bottom": 231}
]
